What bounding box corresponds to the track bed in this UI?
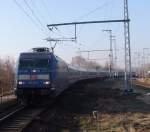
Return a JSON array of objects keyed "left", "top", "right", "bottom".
[{"left": 24, "top": 79, "right": 150, "bottom": 132}]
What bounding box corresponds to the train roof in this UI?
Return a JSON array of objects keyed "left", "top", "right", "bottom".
[
  {"left": 68, "top": 64, "right": 87, "bottom": 71},
  {"left": 32, "top": 47, "right": 50, "bottom": 52},
  {"left": 68, "top": 64, "right": 101, "bottom": 72},
  {"left": 19, "top": 52, "right": 52, "bottom": 59},
  {"left": 19, "top": 47, "right": 54, "bottom": 59}
]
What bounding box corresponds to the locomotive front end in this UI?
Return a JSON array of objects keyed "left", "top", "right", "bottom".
[{"left": 16, "top": 48, "right": 56, "bottom": 102}]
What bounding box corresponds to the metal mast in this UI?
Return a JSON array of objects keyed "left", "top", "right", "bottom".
[
  {"left": 103, "top": 30, "right": 113, "bottom": 77},
  {"left": 112, "top": 36, "right": 117, "bottom": 71},
  {"left": 124, "top": 0, "right": 132, "bottom": 92}
]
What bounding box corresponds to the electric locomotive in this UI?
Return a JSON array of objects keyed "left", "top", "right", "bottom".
[{"left": 16, "top": 47, "right": 61, "bottom": 102}]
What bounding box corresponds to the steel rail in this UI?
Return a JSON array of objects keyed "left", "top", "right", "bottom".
[
  {"left": 0, "top": 105, "right": 25, "bottom": 123},
  {"left": 0, "top": 105, "right": 46, "bottom": 132}
]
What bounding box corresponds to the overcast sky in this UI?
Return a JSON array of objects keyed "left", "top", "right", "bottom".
[{"left": 0, "top": 0, "right": 149, "bottom": 67}]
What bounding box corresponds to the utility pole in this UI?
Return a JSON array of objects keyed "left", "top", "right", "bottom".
[
  {"left": 79, "top": 50, "right": 110, "bottom": 72},
  {"left": 112, "top": 36, "right": 118, "bottom": 76},
  {"left": 77, "top": 48, "right": 82, "bottom": 77},
  {"left": 103, "top": 29, "right": 113, "bottom": 78},
  {"left": 138, "top": 53, "right": 141, "bottom": 77},
  {"left": 143, "top": 48, "right": 149, "bottom": 77},
  {"left": 124, "top": 0, "right": 132, "bottom": 93},
  {"left": 134, "top": 52, "right": 139, "bottom": 75},
  {"left": 78, "top": 50, "right": 90, "bottom": 72},
  {"left": 135, "top": 52, "right": 143, "bottom": 77}
]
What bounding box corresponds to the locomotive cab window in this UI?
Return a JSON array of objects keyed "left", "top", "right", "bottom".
[{"left": 19, "top": 59, "right": 50, "bottom": 68}]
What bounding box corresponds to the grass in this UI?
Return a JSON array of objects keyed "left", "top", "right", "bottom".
[{"left": 76, "top": 80, "right": 150, "bottom": 132}]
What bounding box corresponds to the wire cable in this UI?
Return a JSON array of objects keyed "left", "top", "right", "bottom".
[
  {"left": 38, "top": 0, "right": 67, "bottom": 38},
  {"left": 30, "top": 0, "right": 48, "bottom": 25},
  {"left": 75, "top": 0, "right": 113, "bottom": 37},
  {"left": 23, "top": 0, "right": 46, "bottom": 30},
  {"left": 75, "top": 0, "right": 112, "bottom": 21},
  {"left": 13, "top": 0, "right": 46, "bottom": 34},
  {"left": 40, "top": 0, "right": 54, "bottom": 23}
]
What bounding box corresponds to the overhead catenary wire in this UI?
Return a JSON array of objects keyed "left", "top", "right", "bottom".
[
  {"left": 23, "top": 0, "right": 46, "bottom": 31},
  {"left": 75, "top": 0, "right": 114, "bottom": 38},
  {"left": 13, "top": 0, "right": 47, "bottom": 34},
  {"left": 38, "top": 0, "right": 67, "bottom": 38},
  {"left": 29, "top": 0, "right": 64, "bottom": 38},
  {"left": 30, "top": 0, "right": 48, "bottom": 25},
  {"left": 75, "top": 0, "right": 112, "bottom": 21},
  {"left": 40, "top": 0, "right": 54, "bottom": 23},
  {"left": 15, "top": 0, "right": 65, "bottom": 38},
  {"left": 34, "top": 0, "right": 76, "bottom": 39}
]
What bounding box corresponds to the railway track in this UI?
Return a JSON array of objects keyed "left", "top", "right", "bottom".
[{"left": 0, "top": 104, "right": 48, "bottom": 132}]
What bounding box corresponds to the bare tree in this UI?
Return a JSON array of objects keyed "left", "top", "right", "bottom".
[{"left": 0, "top": 56, "right": 15, "bottom": 95}]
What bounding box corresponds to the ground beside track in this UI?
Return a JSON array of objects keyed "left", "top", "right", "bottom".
[
  {"left": 133, "top": 78, "right": 150, "bottom": 105},
  {"left": 133, "top": 78, "right": 150, "bottom": 88},
  {"left": 0, "top": 98, "right": 17, "bottom": 113},
  {"left": 25, "top": 79, "right": 150, "bottom": 132}
]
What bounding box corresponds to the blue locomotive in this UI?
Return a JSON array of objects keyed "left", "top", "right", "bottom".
[{"left": 16, "top": 47, "right": 109, "bottom": 102}]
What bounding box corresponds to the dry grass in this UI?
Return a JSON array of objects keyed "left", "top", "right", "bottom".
[
  {"left": 78, "top": 112, "right": 150, "bottom": 132},
  {"left": 134, "top": 78, "right": 150, "bottom": 88},
  {"left": 76, "top": 81, "right": 150, "bottom": 132}
]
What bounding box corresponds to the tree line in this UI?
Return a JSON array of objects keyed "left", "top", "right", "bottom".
[{"left": 0, "top": 57, "right": 15, "bottom": 95}]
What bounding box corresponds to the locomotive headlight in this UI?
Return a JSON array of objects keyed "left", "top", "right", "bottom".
[
  {"left": 18, "top": 81, "right": 23, "bottom": 85},
  {"left": 43, "top": 81, "right": 50, "bottom": 85}
]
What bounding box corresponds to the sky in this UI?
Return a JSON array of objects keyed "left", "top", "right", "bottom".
[{"left": 0, "top": 0, "right": 150, "bottom": 68}]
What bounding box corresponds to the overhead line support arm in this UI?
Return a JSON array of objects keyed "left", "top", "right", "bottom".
[{"left": 47, "top": 19, "right": 130, "bottom": 27}]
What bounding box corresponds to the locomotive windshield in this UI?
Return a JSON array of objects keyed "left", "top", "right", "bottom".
[{"left": 19, "top": 59, "right": 50, "bottom": 68}]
